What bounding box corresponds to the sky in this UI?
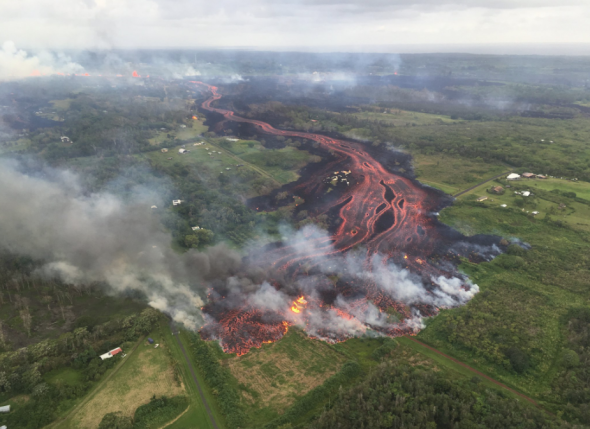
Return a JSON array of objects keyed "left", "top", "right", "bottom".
[{"left": 1, "top": 0, "right": 590, "bottom": 53}]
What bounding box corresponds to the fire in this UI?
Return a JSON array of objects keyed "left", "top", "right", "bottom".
[
  {"left": 192, "top": 116, "right": 198, "bottom": 120},
  {"left": 291, "top": 296, "right": 307, "bottom": 314},
  {"left": 30, "top": 70, "right": 41, "bottom": 77},
  {"left": 132, "top": 70, "right": 140, "bottom": 77}
]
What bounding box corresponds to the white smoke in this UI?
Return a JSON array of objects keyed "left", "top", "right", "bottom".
[{"left": 0, "top": 41, "right": 84, "bottom": 80}]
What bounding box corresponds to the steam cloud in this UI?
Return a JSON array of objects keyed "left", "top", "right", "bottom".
[{"left": 0, "top": 41, "right": 85, "bottom": 80}]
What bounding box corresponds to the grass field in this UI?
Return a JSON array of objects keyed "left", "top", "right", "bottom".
[
  {"left": 145, "top": 138, "right": 318, "bottom": 197},
  {"left": 225, "top": 328, "right": 346, "bottom": 426},
  {"left": 459, "top": 177, "right": 590, "bottom": 232},
  {"left": 57, "top": 331, "right": 184, "bottom": 429},
  {"left": 413, "top": 153, "right": 508, "bottom": 194},
  {"left": 352, "top": 109, "right": 462, "bottom": 127}
]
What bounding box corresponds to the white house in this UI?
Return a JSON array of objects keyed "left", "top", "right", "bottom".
[
  {"left": 100, "top": 347, "right": 123, "bottom": 360},
  {"left": 179, "top": 148, "right": 187, "bottom": 154},
  {"left": 172, "top": 200, "right": 182, "bottom": 206},
  {"left": 507, "top": 173, "right": 521, "bottom": 180},
  {"left": 192, "top": 226, "right": 201, "bottom": 231},
  {"left": 0, "top": 405, "right": 10, "bottom": 413}
]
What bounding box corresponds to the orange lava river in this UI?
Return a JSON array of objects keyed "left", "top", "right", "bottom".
[{"left": 193, "top": 81, "right": 493, "bottom": 356}]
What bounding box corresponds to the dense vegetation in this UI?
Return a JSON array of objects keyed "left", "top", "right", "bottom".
[
  {"left": 307, "top": 358, "right": 569, "bottom": 429},
  {"left": 97, "top": 395, "right": 189, "bottom": 429}
]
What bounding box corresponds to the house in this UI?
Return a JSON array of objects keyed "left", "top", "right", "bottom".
[
  {"left": 490, "top": 185, "right": 504, "bottom": 194},
  {"left": 161, "top": 148, "right": 168, "bottom": 153},
  {"left": 180, "top": 124, "right": 187, "bottom": 128},
  {"left": 0, "top": 405, "right": 10, "bottom": 413},
  {"left": 559, "top": 203, "right": 567, "bottom": 210},
  {"left": 172, "top": 200, "right": 182, "bottom": 206},
  {"left": 521, "top": 191, "right": 531, "bottom": 197},
  {"left": 522, "top": 172, "right": 536, "bottom": 179},
  {"left": 151, "top": 205, "right": 158, "bottom": 209},
  {"left": 60, "top": 136, "right": 71, "bottom": 143},
  {"left": 476, "top": 196, "right": 488, "bottom": 202},
  {"left": 179, "top": 148, "right": 187, "bottom": 154},
  {"left": 507, "top": 173, "right": 521, "bottom": 180},
  {"left": 532, "top": 211, "right": 539, "bottom": 215},
  {"left": 100, "top": 347, "right": 123, "bottom": 360},
  {"left": 192, "top": 226, "right": 201, "bottom": 231},
  {"left": 501, "top": 204, "right": 507, "bottom": 207},
  {"left": 536, "top": 175, "right": 547, "bottom": 179},
  {"left": 225, "top": 138, "right": 239, "bottom": 142}
]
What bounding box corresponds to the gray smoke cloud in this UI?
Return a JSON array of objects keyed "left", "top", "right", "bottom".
[
  {"left": 0, "top": 41, "right": 84, "bottom": 80},
  {"left": 0, "top": 159, "right": 242, "bottom": 329}
]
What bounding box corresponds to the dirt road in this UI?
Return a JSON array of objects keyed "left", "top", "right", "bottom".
[
  {"left": 453, "top": 171, "right": 512, "bottom": 197},
  {"left": 404, "top": 336, "right": 543, "bottom": 408}
]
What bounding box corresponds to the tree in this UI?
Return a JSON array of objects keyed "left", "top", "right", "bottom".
[
  {"left": 185, "top": 235, "right": 199, "bottom": 248},
  {"left": 98, "top": 412, "right": 133, "bottom": 429},
  {"left": 20, "top": 308, "right": 32, "bottom": 337}
]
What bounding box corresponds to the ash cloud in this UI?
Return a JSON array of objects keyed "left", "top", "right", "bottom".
[
  {"left": 0, "top": 159, "right": 241, "bottom": 328},
  {"left": 0, "top": 41, "right": 84, "bottom": 80}
]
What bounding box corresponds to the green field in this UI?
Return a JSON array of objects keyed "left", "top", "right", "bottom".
[
  {"left": 459, "top": 177, "right": 590, "bottom": 232},
  {"left": 54, "top": 329, "right": 185, "bottom": 429},
  {"left": 225, "top": 328, "right": 347, "bottom": 426},
  {"left": 413, "top": 153, "right": 508, "bottom": 194},
  {"left": 352, "top": 108, "right": 462, "bottom": 127},
  {"left": 145, "top": 139, "right": 318, "bottom": 196}
]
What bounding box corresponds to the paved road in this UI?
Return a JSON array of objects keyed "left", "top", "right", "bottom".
[
  {"left": 404, "top": 336, "right": 549, "bottom": 412},
  {"left": 453, "top": 170, "right": 512, "bottom": 198},
  {"left": 170, "top": 321, "right": 219, "bottom": 429}
]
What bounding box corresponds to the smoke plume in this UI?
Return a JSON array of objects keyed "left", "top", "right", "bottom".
[
  {"left": 0, "top": 159, "right": 241, "bottom": 328},
  {"left": 0, "top": 41, "right": 84, "bottom": 80}
]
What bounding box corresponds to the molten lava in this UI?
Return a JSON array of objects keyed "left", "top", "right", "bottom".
[{"left": 193, "top": 81, "right": 496, "bottom": 356}]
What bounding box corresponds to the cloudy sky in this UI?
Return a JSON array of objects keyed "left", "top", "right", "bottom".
[{"left": 1, "top": 0, "right": 590, "bottom": 52}]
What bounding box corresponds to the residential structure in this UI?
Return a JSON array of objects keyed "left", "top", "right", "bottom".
[{"left": 100, "top": 347, "right": 123, "bottom": 360}]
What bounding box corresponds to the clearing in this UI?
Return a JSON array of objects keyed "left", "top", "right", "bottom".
[
  {"left": 57, "top": 333, "right": 184, "bottom": 429},
  {"left": 226, "top": 328, "right": 346, "bottom": 426}
]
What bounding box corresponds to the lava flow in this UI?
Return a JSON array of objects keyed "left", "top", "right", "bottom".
[{"left": 194, "top": 81, "right": 501, "bottom": 356}]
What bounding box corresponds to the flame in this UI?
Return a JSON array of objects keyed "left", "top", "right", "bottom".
[
  {"left": 291, "top": 296, "right": 307, "bottom": 314},
  {"left": 192, "top": 116, "right": 198, "bottom": 120},
  {"left": 132, "top": 70, "right": 140, "bottom": 78},
  {"left": 30, "top": 70, "right": 41, "bottom": 77},
  {"left": 404, "top": 255, "right": 408, "bottom": 259}
]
